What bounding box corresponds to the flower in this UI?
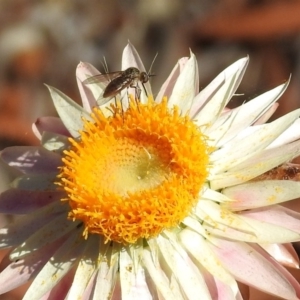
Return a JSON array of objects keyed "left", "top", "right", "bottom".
[{"left": 1, "top": 42, "right": 300, "bottom": 300}]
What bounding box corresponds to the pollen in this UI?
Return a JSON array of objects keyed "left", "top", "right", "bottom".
[{"left": 57, "top": 98, "right": 210, "bottom": 244}]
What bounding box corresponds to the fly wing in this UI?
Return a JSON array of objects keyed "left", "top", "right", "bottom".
[{"left": 83, "top": 71, "right": 123, "bottom": 85}]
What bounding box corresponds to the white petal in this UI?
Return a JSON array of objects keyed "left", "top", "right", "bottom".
[
  {"left": 207, "top": 82, "right": 288, "bottom": 147},
  {"left": 122, "top": 42, "right": 152, "bottom": 104},
  {"left": 193, "top": 58, "right": 248, "bottom": 127},
  {"left": 155, "top": 57, "right": 189, "bottom": 103},
  {"left": 23, "top": 230, "right": 86, "bottom": 300},
  {"left": 156, "top": 234, "right": 212, "bottom": 299},
  {"left": 10, "top": 213, "right": 79, "bottom": 260},
  {"left": 76, "top": 62, "right": 103, "bottom": 112},
  {"left": 0, "top": 203, "right": 65, "bottom": 248},
  {"left": 210, "top": 139, "right": 300, "bottom": 189},
  {"left": 168, "top": 52, "right": 198, "bottom": 114},
  {"left": 41, "top": 131, "right": 70, "bottom": 154},
  {"left": 269, "top": 118, "right": 300, "bottom": 148},
  {"left": 222, "top": 180, "right": 300, "bottom": 211},
  {"left": 210, "top": 109, "right": 300, "bottom": 174},
  {"left": 205, "top": 213, "right": 300, "bottom": 243},
  {"left": 93, "top": 242, "right": 119, "bottom": 299},
  {"left": 46, "top": 85, "right": 92, "bottom": 138},
  {"left": 142, "top": 247, "right": 180, "bottom": 300},
  {"left": 66, "top": 235, "right": 100, "bottom": 300},
  {"left": 179, "top": 228, "right": 238, "bottom": 295}
]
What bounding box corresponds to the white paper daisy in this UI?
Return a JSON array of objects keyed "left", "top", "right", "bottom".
[{"left": 1, "top": 42, "right": 300, "bottom": 299}]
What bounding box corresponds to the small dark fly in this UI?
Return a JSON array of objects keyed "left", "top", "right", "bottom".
[{"left": 84, "top": 56, "right": 157, "bottom": 106}]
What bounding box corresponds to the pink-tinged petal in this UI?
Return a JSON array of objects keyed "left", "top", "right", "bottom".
[
  {"left": 1, "top": 146, "right": 61, "bottom": 175},
  {"left": 203, "top": 210, "right": 300, "bottom": 243},
  {"left": 211, "top": 238, "right": 300, "bottom": 300},
  {"left": 222, "top": 180, "right": 300, "bottom": 211},
  {"left": 254, "top": 103, "right": 278, "bottom": 125},
  {"left": 122, "top": 42, "right": 152, "bottom": 103},
  {"left": 66, "top": 236, "right": 99, "bottom": 300},
  {"left": 193, "top": 58, "right": 248, "bottom": 127},
  {"left": 155, "top": 57, "right": 188, "bottom": 103},
  {"left": 33, "top": 116, "right": 70, "bottom": 139},
  {"left": 22, "top": 230, "right": 86, "bottom": 300},
  {"left": 260, "top": 243, "right": 299, "bottom": 268},
  {"left": 0, "top": 238, "right": 61, "bottom": 294},
  {"left": 0, "top": 203, "right": 66, "bottom": 248},
  {"left": 168, "top": 52, "right": 199, "bottom": 115},
  {"left": 119, "top": 249, "right": 152, "bottom": 300},
  {"left": 241, "top": 205, "right": 300, "bottom": 233},
  {"left": 76, "top": 62, "right": 101, "bottom": 112},
  {"left": 0, "top": 189, "right": 63, "bottom": 214},
  {"left": 81, "top": 271, "right": 96, "bottom": 300},
  {"left": 210, "top": 139, "right": 300, "bottom": 190},
  {"left": 252, "top": 244, "right": 300, "bottom": 296},
  {"left": 207, "top": 83, "right": 288, "bottom": 148},
  {"left": 39, "top": 268, "right": 74, "bottom": 300}
]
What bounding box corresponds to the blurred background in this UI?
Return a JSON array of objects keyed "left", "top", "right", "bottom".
[
  {"left": 1, "top": 0, "right": 300, "bottom": 149},
  {"left": 1, "top": 0, "right": 300, "bottom": 299}
]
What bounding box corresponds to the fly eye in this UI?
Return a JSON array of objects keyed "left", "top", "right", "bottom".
[{"left": 140, "top": 72, "right": 149, "bottom": 83}]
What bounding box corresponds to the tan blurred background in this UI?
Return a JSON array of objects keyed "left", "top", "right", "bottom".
[{"left": 1, "top": 0, "right": 300, "bottom": 299}]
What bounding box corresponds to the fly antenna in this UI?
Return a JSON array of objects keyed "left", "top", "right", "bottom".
[
  {"left": 101, "top": 56, "right": 109, "bottom": 74},
  {"left": 147, "top": 52, "right": 158, "bottom": 78}
]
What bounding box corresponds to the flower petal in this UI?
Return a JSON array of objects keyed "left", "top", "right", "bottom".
[
  {"left": 22, "top": 230, "right": 85, "bottom": 300},
  {"left": 93, "top": 242, "right": 119, "bottom": 299},
  {"left": 210, "top": 109, "right": 300, "bottom": 174},
  {"left": 1, "top": 146, "right": 61, "bottom": 175},
  {"left": 119, "top": 248, "right": 152, "bottom": 300},
  {"left": 76, "top": 61, "right": 102, "bottom": 111},
  {"left": 210, "top": 139, "right": 300, "bottom": 189},
  {"left": 0, "top": 189, "right": 63, "bottom": 214},
  {"left": 66, "top": 235, "right": 100, "bottom": 300},
  {"left": 211, "top": 239, "right": 299, "bottom": 300},
  {"left": 223, "top": 180, "right": 300, "bottom": 211},
  {"left": 193, "top": 57, "right": 248, "bottom": 127},
  {"left": 0, "top": 239, "right": 60, "bottom": 294},
  {"left": 241, "top": 205, "right": 300, "bottom": 233},
  {"left": 179, "top": 228, "right": 238, "bottom": 296},
  {"left": 46, "top": 85, "right": 92, "bottom": 138},
  {"left": 207, "top": 82, "right": 288, "bottom": 147},
  {"left": 155, "top": 57, "right": 188, "bottom": 103},
  {"left": 168, "top": 52, "right": 198, "bottom": 114},
  {"left": 155, "top": 233, "right": 212, "bottom": 299},
  {"left": 260, "top": 243, "right": 299, "bottom": 268},
  {"left": 33, "top": 116, "right": 70, "bottom": 139},
  {"left": 41, "top": 131, "right": 70, "bottom": 153},
  {"left": 0, "top": 202, "right": 65, "bottom": 248},
  {"left": 10, "top": 213, "right": 79, "bottom": 260},
  {"left": 122, "top": 42, "right": 152, "bottom": 104}
]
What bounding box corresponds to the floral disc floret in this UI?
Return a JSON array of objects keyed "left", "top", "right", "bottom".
[{"left": 57, "top": 97, "right": 210, "bottom": 244}]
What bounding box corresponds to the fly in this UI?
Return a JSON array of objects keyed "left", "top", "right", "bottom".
[
  {"left": 84, "top": 67, "right": 154, "bottom": 106},
  {"left": 84, "top": 55, "right": 157, "bottom": 106}
]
